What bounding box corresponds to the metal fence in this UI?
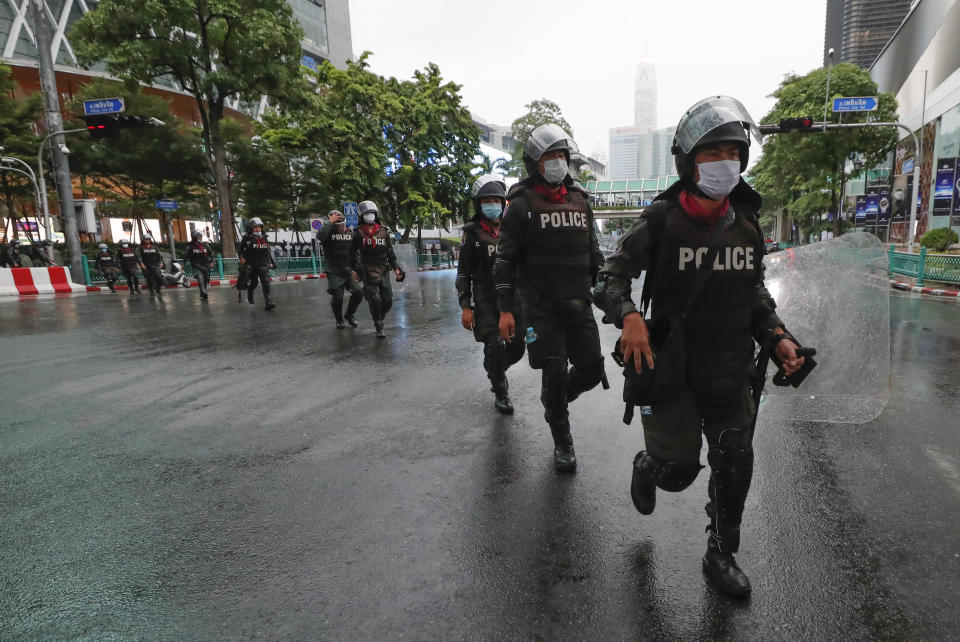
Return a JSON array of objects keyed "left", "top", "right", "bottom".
[
  {"left": 417, "top": 253, "right": 456, "bottom": 269},
  {"left": 889, "top": 246, "right": 960, "bottom": 286}
]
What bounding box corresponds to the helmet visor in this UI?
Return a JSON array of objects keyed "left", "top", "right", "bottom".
[
  {"left": 673, "top": 96, "right": 763, "bottom": 154},
  {"left": 472, "top": 174, "right": 507, "bottom": 200},
  {"left": 524, "top": 124, "right": 574, "bottom": 161}
]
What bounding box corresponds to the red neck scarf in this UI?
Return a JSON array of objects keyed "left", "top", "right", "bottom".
[
  {"left": 533, "top": 182, "right": 568, "bottom": 204},
  {"left": 479, "top": 220, "right": 499, "bottom": 239},
  {"left": 360, "top": 223, "right": 381, "bottom": 247},
  {"left": 679, "top": 190, "right": 729, "bottom": 226}
]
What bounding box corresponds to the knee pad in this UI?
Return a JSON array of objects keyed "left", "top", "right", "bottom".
[
  {"left": 657, "top": 460, "right": 704, "bottom": 492},
  {"left": 708, "top": 427, "right": 754, "bottom": 467}
]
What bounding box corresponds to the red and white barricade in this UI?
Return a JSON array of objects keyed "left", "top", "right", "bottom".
[{"left": 0, "top": 267, "right": 87, "bottom": 297}]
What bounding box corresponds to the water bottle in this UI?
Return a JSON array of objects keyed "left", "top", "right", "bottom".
[
  {"left": 638, "top": 405, "right": 653, "bottom": 417},
  {"left": 524, "top": 326, "right": 538, "bottom": 343}
]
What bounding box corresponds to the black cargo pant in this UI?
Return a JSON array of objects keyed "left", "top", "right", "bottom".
[
  {"left": 360, "top": 264, "right": 393, "bottom": 325},
  {"left": 473, "top": 289, "right": 524, "bottom": 394},
  {"left": 142, "top": 264, "right": 163, "bottom": 293},
  {"left": 639, "top": 339, "right": 756, "bottom": 553},
  {"left": 326, "top": 265, "right": 363, "bottom": 322},
  {"left": 192, "top": 264, "right": 210, "bottom": 297},
  {"left": 247, "top": 265, "right": 272, "bottom": 302},
  {"left": 521, "top": 295, "right": 605, "bottom": 445},
  {"left": 121, "top": 268, "right": 139, "bottom": 291}
]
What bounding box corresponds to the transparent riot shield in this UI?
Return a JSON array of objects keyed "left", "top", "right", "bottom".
[{"left": 759, "top": 233, "right": 890, "bottom": 424}]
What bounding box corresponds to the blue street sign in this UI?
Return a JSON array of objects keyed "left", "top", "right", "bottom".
[
  {"left": 832, "top": 96, "right": 878, "bottom": 112},
  {"left": 902, "top": 157, "right": 915, "bottom": 174},
  {"left": 155, "top": 199, "right": 178, "bottom": 211},
  {"left": 83, "top": 97, "right": 125, "bottom": 116},
  {"left": 342, "top": 201, "right": 359, "bottom": 228}
]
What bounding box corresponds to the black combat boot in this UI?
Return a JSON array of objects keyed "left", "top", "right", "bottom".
[
  {"left": 552, "top": 431, "right": 577, "bottom": 473},
  {"left": 702, "top": 537, "right": 751, "bottom": 597},
  {"left": 264, "top": 295, "right": 276, "bottom": 310},
  {"left": 345, "top": 293, "right": 362, "bottom": 327},
  {"left": 247, "top": 290, "right": 255, "bottom": 305},
  {"left": 375, "top": 321, "right": 386, "bottom": 338},
  {"left": 630, "top": 451, "right": 660, "bottom": 515},
  {"left": 331, "top": 294, "right": 345, "bottom": 328},
  {"left": 492, "top": 379, "right": 513, "bottom": 415}
]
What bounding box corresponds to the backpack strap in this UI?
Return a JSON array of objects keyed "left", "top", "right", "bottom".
[{"left": 638, "top": 203, "right": 669, "bottom": 316}]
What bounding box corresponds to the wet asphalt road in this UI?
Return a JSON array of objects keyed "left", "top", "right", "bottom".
[{"left": 1, "top": 272, "right": 958, "bottom": 641}]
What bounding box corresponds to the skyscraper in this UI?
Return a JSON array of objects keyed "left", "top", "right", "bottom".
[
  {"left": 634, "top": 57, "right": 657, "bottom": 132},
  {"left": 823, "top": 0, "right": 911, "bottom": 68}
]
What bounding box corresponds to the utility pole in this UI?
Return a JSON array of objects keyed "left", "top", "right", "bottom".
[{"left": 28, "top": 0, "right": 81, "bottom": 278}]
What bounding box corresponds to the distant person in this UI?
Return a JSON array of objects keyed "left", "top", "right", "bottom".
[
  {"left": 139, "top": 235, "right": 164, "bottom": 296},
  {"left": 184, "top": 230, "right": 214, "bottom": 301},
  {"left": 95, "top": 243, "right": 118, "bottom": 292},
  {"left": 239, "top": 217, "right": 277, "bottom": 310},
  {"left": 456, "top": 174, "right": 524, "bottom": 414},
  {"left": 0, "top": 238, "right": 23, "bottom": 267},
  {"left": 317, "top": 209, "right": 363, "bottom": 329},
  {"left": 351, "top": 201, "right": 405, "bottom": 338},
  {"left": 117, "top": 239, "right": 140, "bottom": 294}
]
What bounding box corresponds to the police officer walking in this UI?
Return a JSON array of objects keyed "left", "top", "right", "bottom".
[
  {"left": 139, "top": 235, "right": 164, "bottom": 296},
  {"left": 593, "top": 96, "right": 807, "bottom": 597},
  {"left": 494, "top": 124, "right": 607, "bottom": 472},
  {"left": 239, "top": 217, "right": 277, "bottom": 310},
  {"left": 318, "top": 209, "right": 363, "bottom": 328},
  {"left": 184, "top": 230, "right": 214, "bottom": 300},
  {"left": 117, "top": 239, "right": 140, "bottom": 294},
  {"left": 457, "top": 174, "right": 525, "bottom": 414},
  {"left": 351, "top": 201, "right": 405, "bottom": 338},
  {"left": 0, "top": 238, "right": 23, "bottom": 267},
  {"left": 95, "top": 243, "right": 118, "bottom": 292}
]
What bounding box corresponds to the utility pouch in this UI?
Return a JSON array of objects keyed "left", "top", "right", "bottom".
[{"left": 614, "top": 318, "right": 686, "bottom": 409}]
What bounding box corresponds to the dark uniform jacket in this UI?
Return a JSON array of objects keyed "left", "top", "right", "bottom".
[
  {"left": 317, "top": 224, "right": 355, "bottom": 271},
  {"left": 0, "top": 245, "right": 22, "bottom": 267},
  {"left": 456, "top": 220, "right": 501, "bottom": 310},
  {"left": 140, "top": 244, "right": 163, "bottom": 268},
  {"left": 239, "top": 233, "right": 274, "bottom": 269},
  {"left": 95, "top": 251, "right": 116, "bottom": 271},
  {"left": 184, "top": 240, "right": 213, "bottom": 268},
  {"left": 493, "top": 177, "right": 604, "bottom": 313},
  {"left": 117, "top": 246, "right": 139, "bottom": 273},
  {"left": 351, "top": 223, "right": 398, "bottom": 281},
  {"left": 594, "top": 180, "right": 783, "bottom": 346}
]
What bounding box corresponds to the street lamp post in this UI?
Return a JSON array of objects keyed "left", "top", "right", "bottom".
[
  {"left": 823, "top": 48, "right": 835, "bottom": 132},
  {"left": 36, "top": 128, "right": 86, "bottom": 263}
]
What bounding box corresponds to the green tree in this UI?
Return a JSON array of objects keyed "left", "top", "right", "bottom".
[
  {"left": 501, "top": 99, "right": 574, "bottom": 178},
  {"left": 0, "top": 64, "right": 43, "bottom": 242},
  {"left": 65, "top": 80, "right": 207, "bottom": 238},
  {"left": 71, "top": 0, "right": 307, "bottom": 257},
  {"left": 750, "top": 63, "right": 898, "bottom": 239}
]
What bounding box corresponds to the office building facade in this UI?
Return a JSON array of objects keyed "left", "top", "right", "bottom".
[{"left": 823, "top": 0, "right": 911, "bottom": 67}]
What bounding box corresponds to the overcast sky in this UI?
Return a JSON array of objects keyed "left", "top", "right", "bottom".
[{"left": 349, "top": 0, "right": 828, "bottom": 160}]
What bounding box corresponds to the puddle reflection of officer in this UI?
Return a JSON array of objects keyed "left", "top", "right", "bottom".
[
  {"left": 494, "top": 124, "right": 607, "bottom": 473},
  {"left": 456, "top": 174, "right": 524, "bottom": 414}
]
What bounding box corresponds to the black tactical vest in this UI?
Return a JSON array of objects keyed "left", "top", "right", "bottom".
[
  {"left": 240, "top": 233, "right": 272, "bottom": 268},
  {"left": 118, "top": 246, "right": 138, "bottom": 270},
  {"left": 185, "top": 241, "right": 211, "bottom": 266},
  {"left": 649, "top": 201, "right": 763, "bottom": 341},
  {"left": 519, "top": 187, "right": 593, "bottom": 300},
  {"left": 462, "top": 221, "right": 498, "bottom": 286},
  {"left": 140, "top": 245, "right": 161, "bottom": 267},
  {"left": 321, "top": 226, "right": 354, "bottom": 268},
  {"left": 355, "top": 225, "right": 392, "bottom": 267},
  {"left": 96, "top": 253, "right": 115, "bottom": 268}
]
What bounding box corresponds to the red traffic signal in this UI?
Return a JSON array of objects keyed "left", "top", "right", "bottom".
[
  {"left": 757, "top": 117, "right": 817, "bottom": 135},
  {"left": 83, "top": 114, "right": 152, "bottom": 138}
]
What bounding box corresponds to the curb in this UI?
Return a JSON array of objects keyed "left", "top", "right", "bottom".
[
  {"left": 891, "top": 279, "right": 960, "bottom": 299},
  {"left": 84, "top": 273, "right": 324, "bottom": 293}
]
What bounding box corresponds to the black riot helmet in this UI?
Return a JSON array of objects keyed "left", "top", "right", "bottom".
[
  {"left": 671, "top": 96, "right": 763, "bottom": 182},
  {"left": 470, "top": 174, "right": 508, "bottom": 220},
  {"left": 522, "top": 124, "right": 575, "bottom": 180},
  {"left": 246, "top": 217, "right": 264, "bottom": 232},
  {"left": 142, "top": 234, "right": 154, "bottom": 245},
  {"left": 120, "top": 239, "right": 130, "bottom": 248},
  {"left": 192, "top": 230, "right": 203, "bottom": 242},
  {"left": 10, "top": 238, "right": 19, "bottom": 246},
  {"left": 98, "top": 243, "right": 109, "bottom": 252}
]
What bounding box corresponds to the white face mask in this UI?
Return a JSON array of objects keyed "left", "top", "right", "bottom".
[
  {"left": 541, "top": 158, "right": 568, "bottom": 185},
  {"left": 362, "top": 213, "right": 376, "bottom": 224},
  {"left": 696, "top": 160, "right": 741, "bottom": 200}
]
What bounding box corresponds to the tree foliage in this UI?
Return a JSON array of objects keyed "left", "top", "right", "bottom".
[
  {"left": 70, "top": 0, "right": 308, "bottom": 256},
  {"left": 501, "top": 99, "right": 574, "bottom": 178},
  {"left": 0, "top": 64, "right": 43, "bottom": 241},
  {"left": 750, "top": 63, "right": 898, "bottom": 237}
]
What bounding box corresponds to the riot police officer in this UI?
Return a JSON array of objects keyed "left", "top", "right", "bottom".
[
  {"left": 593, "top": 96, "right": 806, "bottom": 597},
  {"left": 95, "top": 243, "right": 118, "bottom": 292},
  {"left": 318, "top": 209, "right": 363, "bottom": 328},
  {"left": 239, "top": 217, "right": 277, "bottom": 310},
  {"left": 117, "top": 239, "right": 140, "bottom": 293},
  {"left": 139, "top": 234, "right": 164, "bottom": 296},
  {"left": 184, "top": 230, "right": 214, "bottom": 300},
  {"left": 351, "top": 201, "right": 405, "bottom": 338},
  {"left": 1, "top": 238, "right": 23, "bottom": 267},
  {"left": 456, "top": 174, "right": 525, "bottom": 413},
  {"left": 494, "top": 124, "right": 606, "bottom": 472}
]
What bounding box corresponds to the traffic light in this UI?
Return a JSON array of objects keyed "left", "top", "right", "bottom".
[
  {"left": 83, "top": 114, "right": 152, "bottom": 138},
  {"left": 757, "top": 117, "right": 817, "bottom": 135}
]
